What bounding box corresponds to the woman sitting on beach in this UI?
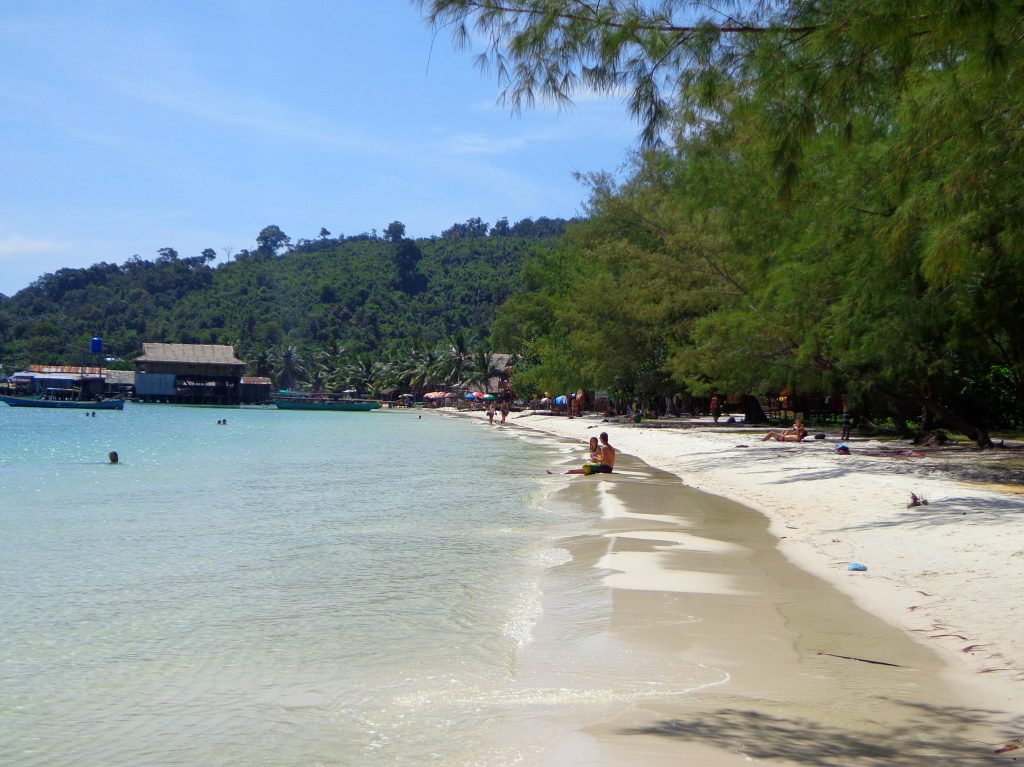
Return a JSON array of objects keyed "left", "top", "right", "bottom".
[
  {"left": 562, "top": 437, "right": 601, "bottom": 474},
  {"left": 762, "top": 419, "right": 808, "bottom": 443}
]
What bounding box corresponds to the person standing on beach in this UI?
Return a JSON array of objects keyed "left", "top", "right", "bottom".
[
  {"left": 499, "top": 400, "right": 509, "bottom": 424},
  {"left": 841, "top": 411, "right": 853, "bottom": 440},
  {"left": 710, "top": 394, "right": 721, "bottom": 423},
  {"left": 486, "top": 401, "right": 496, "bottom": 425}
]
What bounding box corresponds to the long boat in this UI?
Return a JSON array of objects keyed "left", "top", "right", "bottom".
[
  {"left": 0, "top": 394, "right": 126, "bottom": 410},
  {"left": 271, "top": 393, "right": 380, "bottom": 412}
]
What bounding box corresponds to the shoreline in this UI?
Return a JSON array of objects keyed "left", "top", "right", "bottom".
[{"left": 438, "top": 407, "right": 1024, "bottom": 761}]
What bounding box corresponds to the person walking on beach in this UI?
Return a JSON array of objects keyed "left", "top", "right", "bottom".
[
  {"left": 500, "top": 400, "right": 509, "bottom": 424},
  {"left": 710, "top": 393, "right": 721, "bottom": 423},
  {"left": 841, "top": 411, "right": 853, "bottom": 440},
  {"left": 486, "top": 401, "right": 496, "bottom": 425}
]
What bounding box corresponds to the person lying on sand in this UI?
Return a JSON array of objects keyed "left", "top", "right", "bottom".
[{"left": 762, "top": 419, "right": 808, "bottom": 442}]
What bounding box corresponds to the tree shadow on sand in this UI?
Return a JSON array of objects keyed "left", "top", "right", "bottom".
[
  {"left": 841, "top": 495, "right": 1024, "bottom": 532},
  {"left": 619, "top": 699, "right": 1022, "bottom": 766}
]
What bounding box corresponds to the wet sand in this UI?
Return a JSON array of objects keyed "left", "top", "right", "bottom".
[{"left": 509, "top": 452, "right": 1023, "bottom": 764}]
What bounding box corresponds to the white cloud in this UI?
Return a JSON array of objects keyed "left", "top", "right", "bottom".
[
  {"left": 439, "top": 133, "right": 529, "bottom": 155},
  {"left": 0, "top": 235, "right": 71, "bottom": 261}
]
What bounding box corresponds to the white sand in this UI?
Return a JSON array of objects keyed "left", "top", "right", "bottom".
[{"left": 469, "top": 410, "right": 1024, "bottom": 708}]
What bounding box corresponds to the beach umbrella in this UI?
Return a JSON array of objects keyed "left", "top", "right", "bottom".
[
  {"left": 554, "top": 395, "right": 568, "bottom": 405},
  {"left": 482, "top": 394, "right": 495, "bottom": 400},
  {"left": 464, "top": 393, "right": 477, "bottom": 400}
]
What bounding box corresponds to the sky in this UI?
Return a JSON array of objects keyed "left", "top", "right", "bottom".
[{"left": 0, "top": 1, "right": 641, "bottom": 296}]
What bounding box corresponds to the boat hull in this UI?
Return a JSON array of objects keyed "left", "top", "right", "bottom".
[
  {"left": 0, "top": 395, "right": 125, "bottom": 410},
  {"left": 273, "top": 399, "right": 380, "bottom": 412}
]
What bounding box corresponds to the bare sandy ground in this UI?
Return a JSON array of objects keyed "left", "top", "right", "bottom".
[{"left": 443, "top": 408, "right": 1024, "bottom": 763}]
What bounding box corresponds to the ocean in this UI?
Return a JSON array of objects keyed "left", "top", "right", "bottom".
[
  {"left": 0, "top": 404, "right": 723, "bottom": 766},
  {"left": 0, "top": 405, "right": 559, "bottom": 764}
]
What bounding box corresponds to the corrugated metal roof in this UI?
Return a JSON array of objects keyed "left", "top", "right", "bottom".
[
  {"left": 136, "top": 343, "right": 246, "bottom": 366},
  {"left": 241, "top": 376, "right": 272, "bottom": 385},
  {"left": 104, "top": 370, "right": 136, "bottom": 384},
  {"left": 28, "top": 364, "right": 104, "bottom": 374}
]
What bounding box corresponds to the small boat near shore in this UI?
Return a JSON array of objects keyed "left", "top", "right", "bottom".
[
  {"left": 1, "top": 393, "right": 126, "bottom": 410},
  {"left": 272, "top": 392, "right": 380, "bottom": 412}
]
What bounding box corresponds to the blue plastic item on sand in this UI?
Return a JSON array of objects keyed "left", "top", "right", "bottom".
[{"left": 848, "top": 562, "right": 868, "bottom": 571}]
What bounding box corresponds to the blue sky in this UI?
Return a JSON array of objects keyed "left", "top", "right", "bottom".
[{"left": 0, "top": 2, "right": 639, "bottom": 296}]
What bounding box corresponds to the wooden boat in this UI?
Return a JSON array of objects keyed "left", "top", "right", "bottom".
[
  {"left": 272, "top": 393, "right": 380, "bottom": 412},
  {"left": 1, "top": 393, "right": 125, "bottom": 410}
]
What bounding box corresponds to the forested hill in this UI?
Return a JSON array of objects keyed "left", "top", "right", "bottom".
[{"left": 0, "top": 218, "right": 571, "bottom": 370}]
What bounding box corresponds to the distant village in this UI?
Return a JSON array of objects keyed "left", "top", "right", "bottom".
[{"left": 2, "top": 344, "right": 273, "bottom": 406}]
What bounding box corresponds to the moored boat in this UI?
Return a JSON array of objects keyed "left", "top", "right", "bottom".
[
  {"left": 0, "top": 394, "right": 125, "bottom": 410},
  {"left": 272, "top": 392, "right": 380, "bottom": 412}
]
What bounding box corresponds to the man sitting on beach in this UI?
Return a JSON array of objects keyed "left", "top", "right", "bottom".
[{"left": 587, "top": 432, "right": 615, "bottom": 474}]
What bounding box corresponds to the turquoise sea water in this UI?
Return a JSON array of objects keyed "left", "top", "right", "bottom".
[{"left": 0, "top": 404, "right": 600, "bottom": 766}]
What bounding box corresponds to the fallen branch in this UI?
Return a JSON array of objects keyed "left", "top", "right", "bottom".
[{"left": 818, "top": 652, "right": 904, "bottom": 668}]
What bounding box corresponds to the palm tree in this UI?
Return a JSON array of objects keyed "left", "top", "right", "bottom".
[
  {"left": 466, "top": 348, "right": 501, "bottom": 393},
  {"left": 403, "top": 344, "right": 444, "bottom": 396},
  {"left": 437, "top": 329, "right": 474, "bottom": 388},
  {"left": 307, "top": 364, "right": 330, "bottom": 393},
  {"left": 340, "top": 352, "right": 382, "bottom": 397},
  {"left": 272, "top": 345, "right": 307, "bottom": 391},
  {"left": 250, "top": 346, "right": 273, "bottom": 378},
  {"left": 316, "top": 341, "right": 348, "bottom": 391}
]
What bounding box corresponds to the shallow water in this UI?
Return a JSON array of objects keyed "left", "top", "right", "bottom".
[{"left": 0, "top": 405, "right": 620, "bottom": 766}]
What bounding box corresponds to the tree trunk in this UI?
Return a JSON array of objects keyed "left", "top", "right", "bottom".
[
  {"left": 885, "top": 398, "right": 915, "bottom": 438},
  {"left": 923, "top": 399, "right": 993, "bottom": 449},
  {"left": 741, "top": 395, "right": 769, "bottom": 424}
]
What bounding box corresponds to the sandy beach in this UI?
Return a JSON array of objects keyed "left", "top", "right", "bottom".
[{"left": 447, "top": 408, "right": 1024, "bottom": 764}]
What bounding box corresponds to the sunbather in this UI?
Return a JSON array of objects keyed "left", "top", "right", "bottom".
[{"left": 762, "top": 419, "right": 808, "bottom": 442}]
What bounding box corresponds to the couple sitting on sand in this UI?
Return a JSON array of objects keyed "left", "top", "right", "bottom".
[
  {"left": 564, "top": 432, "right": 616, "bottom": 475},
  {"left": 762, "top": 418, "right": 808, "bottom": 443}
]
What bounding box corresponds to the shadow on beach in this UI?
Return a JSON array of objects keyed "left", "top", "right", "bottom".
[{"left": 620, "top": 699, "right": 1023, "bottom": 766}]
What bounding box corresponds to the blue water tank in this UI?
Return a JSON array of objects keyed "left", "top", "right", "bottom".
[{"left": 90, "top": 337, "right": 103, "bottom": 354}]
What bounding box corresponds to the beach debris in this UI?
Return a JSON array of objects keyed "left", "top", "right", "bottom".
[
  {"left": 930, "top": 633, "right": 968, "bottom": 640},
  {"left": 994, "top": 738, "right": 1023, "bottom": 754},
  {"left": 836, "top": 444, "right": 850, "bottom": 454},
  {"left": 907, "top": 491, "right": 929, "bottom": 508},
  {"left": 848, "top": 562, "right": 868, "bottom": 571},
  {"left": 818, "top": 652, "right": 904, "bottom": 668},
  {"left": 961, "top": 644, "right": 989, "bottom": 654},
  {"left": 916, "top": 590, "right": 932, "bottom": 597},
  {"left": 735, "top": 444, "right": 750, "bottom": 448}
]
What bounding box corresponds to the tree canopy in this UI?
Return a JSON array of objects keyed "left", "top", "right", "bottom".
[{"left": 429, "top": 0, "right": 1024, "bottom": 444}]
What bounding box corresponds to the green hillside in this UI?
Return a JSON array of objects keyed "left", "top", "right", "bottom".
[{"left": 0, "top": 219, "right": 570, "bottom": 377}]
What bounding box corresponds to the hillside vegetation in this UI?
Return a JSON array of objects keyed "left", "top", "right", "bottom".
[{"left": 0, "top": 218, "right": 569, "bottom": 384}]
